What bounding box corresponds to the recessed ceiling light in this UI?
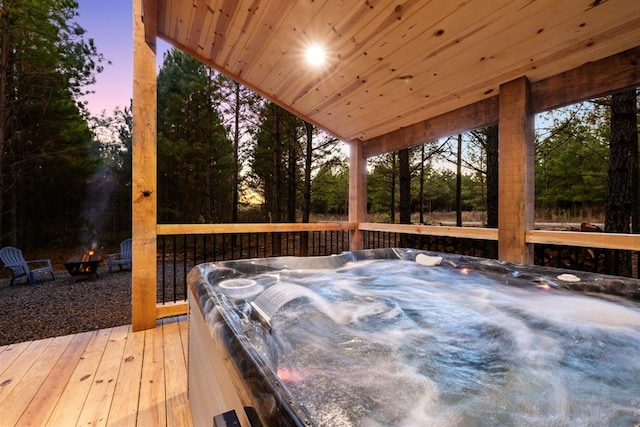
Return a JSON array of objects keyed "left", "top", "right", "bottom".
[{"left": 306, "top": 45, "right": 325, "bottom": 66}]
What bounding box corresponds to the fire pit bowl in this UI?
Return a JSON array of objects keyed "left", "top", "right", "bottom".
[
  {"left": 64, "top": 251, "right": 101, "bottom": 283},
  {"left": 187, "top": 248, "right": 640, "bottom": 426}
]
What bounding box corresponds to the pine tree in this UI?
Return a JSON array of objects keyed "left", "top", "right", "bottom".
[{"left": 0, "top": 0, "right": 106, "bottom": 248}]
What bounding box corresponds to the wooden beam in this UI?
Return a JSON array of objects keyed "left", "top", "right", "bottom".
[
  {"left": 142, "top": 0, "right": 157, "bottom": 46},
  {"left": 531, "top": 46, "right": 640, "bottom": 113},
  {"left": 359, "top": 223, "right": 498, "bottom": 241},
  {"left": 498, "top": 77, "right": 535, "bottom": 264},
  {"left": 526, "top": 230, "right": 640, "bottom": 251},
  {"left": 132, "top": 0, "right": 158, "bottom": 332},
  {"left": 362, "top": 97, "right": 499, "bottom": 158},
  {"left": 156, "top": 301, "right": 188, "bottom": 319},
  {"left": 359, "top": 47, "right": 640, "bottom": 159},
  {"left": 349, "top": 140, "right": 367, "bottom": 250}
]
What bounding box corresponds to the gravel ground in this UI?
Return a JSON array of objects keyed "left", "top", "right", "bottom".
[
  {"left": 0, "top": 268, "right": 132, "bottom": 346},
  {"left": 0, "top": 264, "right": 189, "bottom": 346}
]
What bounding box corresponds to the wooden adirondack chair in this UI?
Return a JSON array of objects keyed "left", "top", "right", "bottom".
[
  {"left": 0, "top": 246, "right": 55, "bottom": 286},
  {"left": 108, "top": 238, "right": 132, "bottom": 272}
]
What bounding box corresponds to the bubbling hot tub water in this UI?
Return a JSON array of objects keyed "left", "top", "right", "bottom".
[{"left": 190, "top": 249, "right": 640, "bottom": 426}]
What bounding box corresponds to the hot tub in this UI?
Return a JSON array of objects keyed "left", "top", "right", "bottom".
[{"left": 187, "top": 248, "right": 640, "bottom": 426}]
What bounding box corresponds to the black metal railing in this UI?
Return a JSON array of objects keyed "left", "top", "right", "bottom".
[
  {"left": 157, "top": 229, "right": 638, "bottom": 305},
  {"left": 534, "top": 243, "right": 639, "bottom": 278},
  {"left": 158, "top": 230, "right": 351, "bottom": 304},
  {"left": 363, "top": 231, "right": 499, "bottom": 259}
]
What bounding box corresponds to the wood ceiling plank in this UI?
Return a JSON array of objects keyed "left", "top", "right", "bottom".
[
  {"left": 156, "top": 0, "right": 640, "bottom": 144},
  {"left": 158, "top": 0, "right": 169, "bottom": 35},
  {"left": 205, "top": 0, "right": 245, "bottom": 61},
  {"left": 330, "top": 0, "right": 640, "bottom": 139},
  {"left": 162, "top": 0, "right": 190, "bottom": 45},
  {"left": 213, "top": 0, "right": 276, "bottom": 72},
  {"left": 252, "top": 0, "right": 339, "bottom": 93},
  {"left": 280, "top": 0, "right": 454, "bottom": 111},
  {"left": 288, "top": 1, "right": 517, "bottom": 138},
  {"left": 219, "top": 1, "right": 298, "bottom": 80},
  {"left": 262, "top": 0, "right": 399, "bottom": 101},
  {"left": 185, "top": 1, "right": 215, "bottom": 53},
  {"left": 311, "top": 0, "right": 575, "bottom": 127},
  {"left": 217, "top": 1, "right": 267, "bottom": 71},
  {"left": 362, "top": 46, "right": 640, "bottom": 157},
  {"left": 358, "top": 16, "right": 640, "bottom": 140},
  {"left": 247, "top": 0, "right": 329, "bottom": 91},
  {"left": 288, "top": 4, "right": 520, "bottom": 137}
]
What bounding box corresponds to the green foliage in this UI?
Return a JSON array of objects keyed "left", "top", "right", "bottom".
[
  {"left": 535, "top": 107, "right": 609, "bottom": 213},
  {"left": 0, "top": 0, "right": 107, "bottom": 248},
  {"left": 157, "top": 49, "right": 234, "bottom": 223},
  {"left": 310, "top": 161, "right": 348, "bottom": 215},
  {"left": 423, "top": 168, "right": 457, "bottom": 212},
  {"left": 367, "top": 153, "right": 395, "bottom": 216}
]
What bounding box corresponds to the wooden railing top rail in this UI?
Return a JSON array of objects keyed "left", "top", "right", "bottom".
[
  {"left": 157, "top": 222, "right": 355, "bottom": 235},
  {"left": 359, "top": 222, "right": 499, "bottom": 240},
  {"left": 156, "top": 222, "right": 639, "bottom": 252},
  {"left": 526, "top": 230, "right": 640, "bottom": 251}
]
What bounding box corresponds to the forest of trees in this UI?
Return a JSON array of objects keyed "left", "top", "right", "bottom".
[{"left": 0, "top": 1, "right": 638, "bottom": 263}]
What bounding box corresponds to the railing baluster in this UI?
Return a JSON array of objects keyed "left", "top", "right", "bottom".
[
  {"left": 161, "top": 236, "right": 166, "bottom": 304},
  {"left": 171, "top": 235, "right": 177, "bottom": 303}
]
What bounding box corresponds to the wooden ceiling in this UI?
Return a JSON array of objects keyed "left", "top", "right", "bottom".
[{"left": 152, "top": 0, "right": 640, "bottom": 146}]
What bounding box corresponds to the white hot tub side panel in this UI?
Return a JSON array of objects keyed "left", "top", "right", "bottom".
[{"left": 188, "top": 289, "right": 252, "bottom": 427}]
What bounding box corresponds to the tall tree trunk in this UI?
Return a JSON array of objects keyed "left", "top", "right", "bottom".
[
  {"left": 272, "top": 106, "right": 282, "bottom": 223},
  {"left": 287, "top": 125, "right": 297, "bottom": 223},
  {"left": 389, "top": 153, "right": 396, "bottom": 223},
  {"left": 419, "top": 144, "right": 425, "bottom": 224},
  {"left": 272, "top": 106, "right": 282, "bottom": 255},
  {"left": 605, "top": 89, "right": 637, "bottom": 277},
  {"left": 631, "top": 98, "right": 639, "bottom": 238},
  {"left": 456, "top": 134, "right": 462, "bottom": 227},
  {"left": 301, "top": 122, "right": 313, "bottom": 256},
  {"left": 0, "top": 4, "right": 10, "bottom": 244},
  {"left": 484, "top": 125, "right": 499, "bottom": 259},
  {"left": 232, "top": 81, "right": 240, "bottom": 223},
  {"left": 399, "top": 148, "right": 411, "bottom": 247},
  {"left": 485, "top": 125, "right": 499, "bottom": 228},
  {"left": 399, "top": 149, "right": 411, "bottom": 224},
  {"left": 204, "top": 77, "right": 213, "bottom": 223},
  {"left": 302, "top": 122, "right": 313, "bottom": 223}
]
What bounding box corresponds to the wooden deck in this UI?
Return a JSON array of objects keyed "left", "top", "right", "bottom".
[{"left": 0, "top": 316, "right": 193, "bottom": 427}]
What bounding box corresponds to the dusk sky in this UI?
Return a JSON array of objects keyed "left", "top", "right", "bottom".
[{"left": 76, "top": 0, "right": 169, "bottom": 116}]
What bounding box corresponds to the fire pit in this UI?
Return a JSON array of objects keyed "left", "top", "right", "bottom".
[{"left": 64, "top": 250, "right": 100, "bottom": 283}]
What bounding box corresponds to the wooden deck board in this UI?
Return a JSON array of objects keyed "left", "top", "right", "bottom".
[
  {"left": 0, "top": 341, "right": 31, "bottom": 373},
  {"left": 0, "top": 335, "right": 73, "bottom": 426},
  {"left": 77, "top": 325, "right": 130, "bottom": 426},
  {"left": 107, "top": 326, "right": 145, "bottom": 427},
  {"left": 0, "top": 316, "right": 192, "bottom": 427},
  {"left": 137, "top": 323, "right": 167, "bottom": 426},
  {"left": 46, "top": 328, "right": 112, "bottom": 426},
  {"left": 16, "top": 331, "right": 94, "bottom": 426},
  {"left": 0, "top": 338, "right": 54, "bottom": 405},
  {"left": 162, "top": 319, "right": 191, "bottom": 427}
]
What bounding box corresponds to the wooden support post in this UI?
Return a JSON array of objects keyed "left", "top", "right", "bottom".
[
  {"left": 349, "top": 139, "right": 367, "bottom": 250},
  {"left": 498, "top": 77, "right": 535, "bottom": 264},
  {"left": 132, "top": 0, "right": 158, "bottom": 331}
]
